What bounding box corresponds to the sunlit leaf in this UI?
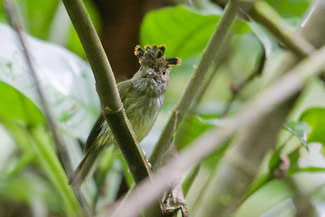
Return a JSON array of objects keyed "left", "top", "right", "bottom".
[{"left": 299, "top": 107, "right": 325, "bottom": 144}]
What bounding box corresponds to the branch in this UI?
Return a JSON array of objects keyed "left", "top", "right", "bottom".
[
  {"left": 102, "top": 43, "right": 325, "bottom": 217},
  {"left": 150, "top": 0, "right": 239, "bottom": 168},
  {"left": 197, "top": 1, "right": 325, "bottom": 216},
  {"left": 61, "top": 0, "right": 162, "bottom": 215},
  {"left": 61, "top": 0, "right": 151, "bottom": 184},
  {"left": 248, "top": 0, "right": 315, "bottom": 57}
]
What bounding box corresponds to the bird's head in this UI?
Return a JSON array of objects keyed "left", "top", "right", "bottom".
[{"left": 133, "top": 45, "right": 181, "bottom": 96}]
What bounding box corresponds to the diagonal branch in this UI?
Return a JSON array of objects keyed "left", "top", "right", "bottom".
[{"left": 102, "top": 42, "right": 325, "bottom": 217}]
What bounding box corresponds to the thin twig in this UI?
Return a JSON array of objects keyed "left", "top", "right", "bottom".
[
  {"left": 3, "top": 1, "right": 91, "bottom": 216},
  {"left": 221, "top": 51, "right": 265, "bottom": 117},
  {"left": 102, "top": 43, "right": 325, "bottom": 217},
  {"left": 221, "top": 71, "right": 256, "bottom": 117},
  {"left": 150, "top": 0, "right": 239, "bottom": 169}
]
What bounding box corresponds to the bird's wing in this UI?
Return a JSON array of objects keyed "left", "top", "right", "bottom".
[
  {"left": 84, "top": 80, "right": 133, "bottom": 152},
  {"left": 84, "top": 114, "right": 105, "bottom": 152},
  {"left": 117, "top": 79, "right": 133, "bottom": 102}
]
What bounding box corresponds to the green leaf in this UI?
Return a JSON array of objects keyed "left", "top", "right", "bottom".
[
  {"left": 245, "top": 173, "right": 273, "bottom": 199},
  {"left": 140, "top": 6, "right": 250, "bottom": 59},
  {"left": 268, "top": 143, "right": 286, "bottom": 171},
  {"left": 0, "top": 81, "right": 44, "bottom": 126},
  {"left": 283, "top": 120, "right": 308, "bottom": 148},
  {"left": 175, "top": 115, "right": 216, "bottom": 150},
  {"left": 0, "top": 24, "right": 99, "bottom": 138},
  {"left": 265, "top": 0, "right": 311, "bottom": 22},
  {"left": 287, "top": 148, "right": 300, "bottom": 174},
  {"left": 299, "top": 107, "right": 325, "bottom": 144}
]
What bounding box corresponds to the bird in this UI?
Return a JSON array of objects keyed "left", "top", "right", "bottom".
[{"left": 69, "top": 45, "right": 181, "bottom": 187}]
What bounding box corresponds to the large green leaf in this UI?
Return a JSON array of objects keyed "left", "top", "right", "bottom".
[
  {"left": 140, "top": 6, "right": 250, "bottom": 59},
  {"left": 0, "top": 81, "right": 44, "bottom": 126},
  {"left": 0, "top": 24, "right": 99, "bottom": 138},
  {"left": 299, "top": 107, "right": 325, "bottom": 144}
]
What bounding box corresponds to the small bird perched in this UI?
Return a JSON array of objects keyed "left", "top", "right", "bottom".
[{"left": 69, "top": 45, "right": 180, "bottom": 187}]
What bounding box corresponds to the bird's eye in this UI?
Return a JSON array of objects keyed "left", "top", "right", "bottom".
[{"left": 162, "top": 71, "right": 166, "bottom": 75}]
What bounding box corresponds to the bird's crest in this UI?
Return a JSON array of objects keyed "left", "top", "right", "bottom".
[{"left": 134, "top": 45, "right": 181, "bottom": 71}]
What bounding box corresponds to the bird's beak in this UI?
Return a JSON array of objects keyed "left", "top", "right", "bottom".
[{"left": 147, "top": 71, "right": 156, "bottom": 79}]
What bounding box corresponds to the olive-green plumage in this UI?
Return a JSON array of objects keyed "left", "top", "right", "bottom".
[{"left": 69, "top": 45, "right": 180, "bottom": 187}]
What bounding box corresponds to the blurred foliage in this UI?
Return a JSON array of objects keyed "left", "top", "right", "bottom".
[
  {"left": 0, "top": 0, "right": 100, "bottom": 58},
  {"left": 0, "top": 0, "right": 324, "bottom": 216}
]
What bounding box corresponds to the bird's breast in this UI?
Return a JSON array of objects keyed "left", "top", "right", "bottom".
[{"left": 123, "top": 91, "right": 164, "bottom": 142}]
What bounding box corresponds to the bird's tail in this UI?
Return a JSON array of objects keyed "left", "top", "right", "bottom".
[{"left": 69, "top": 145, "right": 103, "bottom": 188}]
